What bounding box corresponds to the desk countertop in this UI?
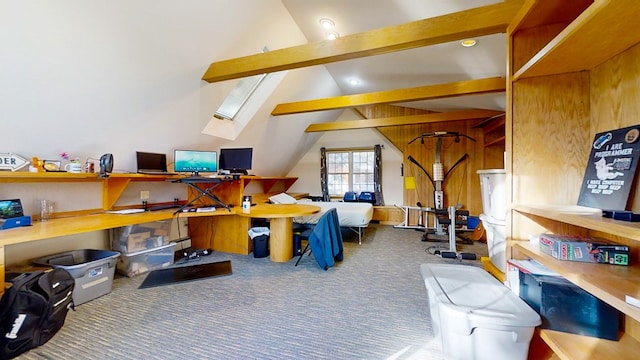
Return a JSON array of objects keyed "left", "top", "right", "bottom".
[
  {"left": 0, "top": 209, "right": 237, "bottom": 246},
  {"left": 0, "top": 204, "right": 320, "bottom": 246},
  {"left": 236, "top": 203, "right": 320, "bottom": 218}
]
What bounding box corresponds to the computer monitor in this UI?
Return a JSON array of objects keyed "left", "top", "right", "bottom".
[
  {"left": 136, "top": 151, "right": 168, "bottom": 173},
  {"left": 219, "top": 148, "right": 253, "bottom": 175},
  {"left": 174, "top": 150, "right": 218, "bottom": 175},
  {"left": 0, "top": 199, "right": 24, "bottom": 219}
]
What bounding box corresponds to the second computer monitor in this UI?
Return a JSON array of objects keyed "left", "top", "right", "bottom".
[
  {"left": 219, "top": 147, "right": 252, "bottom": 175},
  {"left": 174, "top": 150, "right": 218, "bottom": 175}
]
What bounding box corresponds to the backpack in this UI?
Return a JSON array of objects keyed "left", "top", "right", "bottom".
[{"left": 0, "top": 269, "right": 75, "bottom": 360}]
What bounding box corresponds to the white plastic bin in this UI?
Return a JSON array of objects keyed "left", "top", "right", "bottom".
[
  {"left": 477, "top": 169, "right": 506, "bottom": 221},
  {"left": 421, "top": 264, "right": 540, "bottom": 360},
  {"left": 479, "top": 213, "right": 507, "bottom": 273}
]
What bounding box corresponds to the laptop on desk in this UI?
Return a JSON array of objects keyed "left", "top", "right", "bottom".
[{"left": 136, "top": 151, "right": 177, "bottom": 175}]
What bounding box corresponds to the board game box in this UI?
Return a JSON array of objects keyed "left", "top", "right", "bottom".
[{"left": 539, "top": 233, "right": 630, "bottom": 266}]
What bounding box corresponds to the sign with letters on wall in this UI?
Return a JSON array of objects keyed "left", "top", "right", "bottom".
[
  {"left": 578, "top": 125, "right": 640, "bottom": 210},
  {"left": 0, "top": 153, "right": 29, "bottom": 171}
]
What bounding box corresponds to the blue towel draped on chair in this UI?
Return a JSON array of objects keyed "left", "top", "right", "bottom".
[{"left": 296, "top": 208, "right": 343, "bottom": 270}]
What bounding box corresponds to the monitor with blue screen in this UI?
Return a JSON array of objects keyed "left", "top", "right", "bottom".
[{"left": 174, "top": 150, "right": 218, "bottom": 175}]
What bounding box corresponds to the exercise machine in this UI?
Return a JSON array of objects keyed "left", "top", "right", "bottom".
[{"left": 405, "top": 131, "right": 475, "bottom": 244}]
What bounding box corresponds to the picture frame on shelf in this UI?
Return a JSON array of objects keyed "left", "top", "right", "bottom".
[{"left": 43, "top": 160, "right": 63, "bottom": 172}]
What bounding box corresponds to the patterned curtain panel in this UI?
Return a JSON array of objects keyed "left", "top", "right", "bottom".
[
  {"left": 320, "top": 147, "right": 329, "bottom": 201},
  {"left": 374, "top": 144, "right": 384, "bottom": 205}
]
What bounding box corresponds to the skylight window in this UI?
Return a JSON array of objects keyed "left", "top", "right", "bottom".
[
  {"left": 214, "top": 73, "right": 267, "bottom": 120},
  {"left": 214, "top": 47, "right": 269, "bottom": 120}
]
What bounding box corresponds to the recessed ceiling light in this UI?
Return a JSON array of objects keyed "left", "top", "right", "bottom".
[
  {"left": 327, "top": 32, "right": 340, "bottom": 41},
  {"left": 460, "top": 39, "right": 477, "bottom": 47},
  {"left": 348, "top": 79, "right": 360, "bottom": 86},
  {"left": 319, "top": 18, "right": 335, "bottom": 29}
]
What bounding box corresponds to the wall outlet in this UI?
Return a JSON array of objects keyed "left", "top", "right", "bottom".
[{"left": 140, "top": 190, "right": 150, "bottom": 200}]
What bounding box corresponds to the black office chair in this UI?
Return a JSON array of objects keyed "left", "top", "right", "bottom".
[{"left": 294, "top": 208, "right": 343, "bottom": 270}]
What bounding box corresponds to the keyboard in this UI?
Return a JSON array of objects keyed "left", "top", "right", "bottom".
[
  {"left": 138, "top": 171, "right": 178, "bottom": 175},
  {"left": 107, "top": 209, "right": 145, "bottom": 214},
  {"left": 148, "top": 204, "right": 181, "bottom": 211},
  {"left": 179, "top": 176, "right": 223, "bottom": 183}
]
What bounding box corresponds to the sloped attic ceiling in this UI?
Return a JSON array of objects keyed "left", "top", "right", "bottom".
[{"left": 198, "top": 0, "right": 516, "bottom": 176}]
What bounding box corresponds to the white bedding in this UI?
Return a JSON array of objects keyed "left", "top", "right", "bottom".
[{"left": 294, "top": 200, "right": 374, "bottom": 227}]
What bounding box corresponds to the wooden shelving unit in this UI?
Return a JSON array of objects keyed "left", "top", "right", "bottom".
[
  {"left": 510, "top": 205, "right": 640, "bottom": 359},
  {"left": 0, "top": 172, "right": 297, "bottom": 210},
  {"left": 508, "top": 1, "right": 640, "bottom": 358},
  {"left": 478, "top": 114, "right": 505, "bottom": 168},
  {"left": 511, "top": 0, "right": 640, "bottom": 81}
]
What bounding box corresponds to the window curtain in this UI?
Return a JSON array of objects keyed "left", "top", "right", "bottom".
[
  {"left": 320, "top": 147, "right": 330, "bottom": 201},
  {"left": 374, "top": 144, "right": 383, "bottom": 205}
]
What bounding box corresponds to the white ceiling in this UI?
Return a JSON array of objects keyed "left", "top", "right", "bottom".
[{"left": 281, "top": 0, "right": 507, "bottom": 111}]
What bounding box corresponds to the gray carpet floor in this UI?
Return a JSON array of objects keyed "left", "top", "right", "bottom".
[{"left": 16, "top": 223, "right": 489, "bottom": 360}]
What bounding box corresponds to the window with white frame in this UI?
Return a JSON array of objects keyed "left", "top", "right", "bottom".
[{"left": 326, "top": 149, "right": 375, "bottom": 196}]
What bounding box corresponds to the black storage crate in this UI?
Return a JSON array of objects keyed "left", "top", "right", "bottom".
[{"left": 519, "top": 271, "right": 620, "bottom": 340}]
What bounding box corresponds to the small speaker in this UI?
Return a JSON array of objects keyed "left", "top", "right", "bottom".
[{"left": 99, "top": 153, "right": 113, "bottom": 178}]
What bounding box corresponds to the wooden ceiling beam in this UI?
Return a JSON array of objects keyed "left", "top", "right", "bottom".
[
  {"left": 305, "top": 109, "right": 504, "bottom": 133},
  {"left": 201, "top": 1, "right": 523, "bottom": 83},
  {"left": 272, "top": 77, "right": 505, "bottom": 115}
]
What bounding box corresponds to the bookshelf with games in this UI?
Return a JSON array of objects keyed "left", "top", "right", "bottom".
[{"left": 508, "top": 0, "right": 640, "bottom": 358}]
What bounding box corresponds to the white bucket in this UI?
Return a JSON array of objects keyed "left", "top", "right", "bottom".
[{"left": 480, "top": 214, "right": 506, "bottom": 273}]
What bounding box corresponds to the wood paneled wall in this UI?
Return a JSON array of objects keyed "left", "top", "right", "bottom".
[
  {"left": 357, "top": 105, "right": 501, "bottom": 216},
  {"left": 510, "top": 41, "right": 640, "bottom": 240},
  {"left": 511, "top": 72, "right": 591, "bottom": 239}
]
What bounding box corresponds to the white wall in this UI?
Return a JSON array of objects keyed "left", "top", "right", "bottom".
[
  {"left": 0, "top": 0, "right": 335, "bottom": 174},
  {"left": 1, "top": 1, "right": 407, "bottom": 265},
  {"left": 0, "top": 0, "right": 346, "bottom": 265},
  {"left": 287, "top": 109, "right": 404, "bottom": 205}
]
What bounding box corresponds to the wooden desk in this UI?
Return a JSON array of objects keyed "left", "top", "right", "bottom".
[
  {"left": 237, "top": 204, "right": 320, "bottom": 262},
  {"left": 0, "top": 209, "right": 238, "bottom": 291},
  {"left": 0, "top": 173, "right": 303, "bottom": 294}
]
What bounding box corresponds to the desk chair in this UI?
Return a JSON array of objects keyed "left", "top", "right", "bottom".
[{"left": 294, "top": 208, "right": 343, "bottom": 270}]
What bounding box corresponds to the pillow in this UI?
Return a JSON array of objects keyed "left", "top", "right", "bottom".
[{"left": 269, "top": 192, "right": 298, "bottom": 204}]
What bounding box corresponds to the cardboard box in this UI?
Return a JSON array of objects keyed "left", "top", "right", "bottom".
[
  {"left": 127, "top": 231, "right": 152, "bottom": 253},
  {"left": 539, "top": 233, "right": 630, "bottom": 265},
  {"left": 110, "top": 220, "right": 172, "bottom": 253}
]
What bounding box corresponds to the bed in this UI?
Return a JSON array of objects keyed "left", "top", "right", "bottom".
[{"left": 264, "top": 193, "right": 372, "bottom": 245}]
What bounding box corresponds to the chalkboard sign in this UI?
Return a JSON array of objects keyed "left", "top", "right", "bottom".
[{"left": 577, "top": 125, "right": 640, "bottom": 210}]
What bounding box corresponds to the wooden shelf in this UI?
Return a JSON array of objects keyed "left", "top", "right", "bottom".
[
  {"left": 513, "top": 204, "right": 640, "bottom": 242},
  {"left": 0, "top": 173, "right": 297, "bottom": 210},
  {"left": 512, "top": 240, "right": 640, "bottom": 323},
  {"left": 244, "top": 176, "right": 298, "bottom": 194},
  {"left": 484, "top": 136, "right": 505, "bottom": 147},
  {"left": 540, "top": 328, "right": 639, "bottom": 360},
  {"left": 0, "top": 171, "right": 99, "bottom": 182},
  {"left": 511, "top": 0, "right": 640, "bottom": 80},
  {"left": 0, "top": 210, "right": 177, "bottom": 247},
  {"left": 1, "top": 172, "right": 181, "bottom": 210}
]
